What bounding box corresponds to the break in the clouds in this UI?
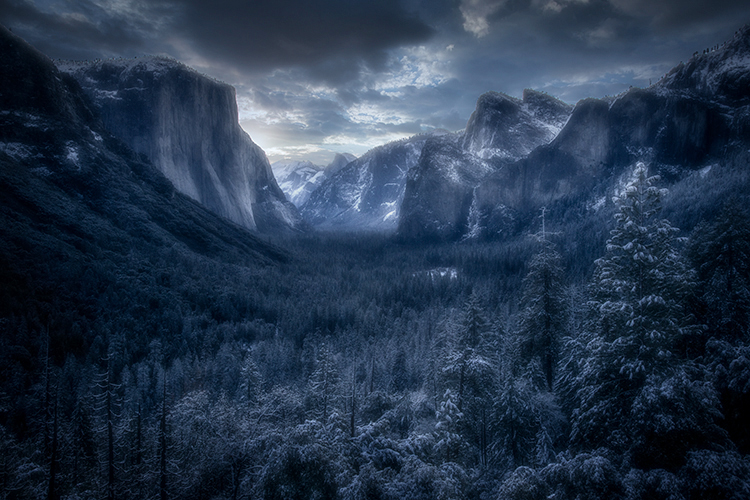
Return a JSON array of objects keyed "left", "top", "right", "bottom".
[{"left": 1, "top": 0, "right": 749, "bottom": 163}]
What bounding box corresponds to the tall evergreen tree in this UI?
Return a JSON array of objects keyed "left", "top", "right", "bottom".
[
  {"left": 689, "top": 201, "right": 750, "bottom": 344},
  {"left": 517, "top": 238, "right": 567, "bottom": 390},
  {"left": 571, "top": 163, "right": 715, "bottom": 468},
  {"left": 307, "top": 343, "right": 340, "bottom": 423},
  {"left": 439, "top": 293, "right": 497, "bottom": 466}
]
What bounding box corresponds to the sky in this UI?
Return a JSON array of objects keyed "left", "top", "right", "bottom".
[{"left": 1, "top": 0, "right": 748, "bottom": 164}]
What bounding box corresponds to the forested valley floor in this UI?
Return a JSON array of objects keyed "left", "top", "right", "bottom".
[{"left": 2, "top": 167, "right": 750, "bottom": 500}]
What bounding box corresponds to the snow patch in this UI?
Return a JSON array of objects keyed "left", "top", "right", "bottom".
[
  {"left": 590, "top": 196, "right": 606, "bottom": 212},
  {"left": 66, "top": 143, "right": 80, "bottom": 169},
  {"left": 699, "top": 164, "right": 713, "bottom": 178},
  {"left": 0, "top": 142, "right": 37, "bottom": 159}
]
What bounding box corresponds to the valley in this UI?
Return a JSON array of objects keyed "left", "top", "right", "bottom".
[{"left": 1, "top": 20, "right": 750, "bottom": 500}]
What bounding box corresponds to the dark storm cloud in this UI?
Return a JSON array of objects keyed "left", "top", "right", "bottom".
[
  {"left": 171, "top": 0, "right": 434, "bottom": 83},
  {"left": 0, "top": 0, "right": 152, "bottom": 59},
  {"left": 448, "top": 0, "right": 750, "bottom": 103},
  {"left": 2, "top": 0, "right": 748, "bottom": 162}
]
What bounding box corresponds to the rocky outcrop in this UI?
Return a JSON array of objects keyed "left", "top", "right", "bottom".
[
  {"left": 397, "top": 90, "right": 572, "bottom": 241},
  {"left": 0, "top": 25, "right": 284, "bottom": 264},
  {"left": 58, "top": 57, "right": 303, "bottom": 232},
  {"left": 468, "top": 26, "right": 750, "bottom": 241},
  {"left": 462, "top": 89, "right": 571, "bottom": 161},
  {"left": 398, "top": 136, "right": 493, "bottom": 241}
]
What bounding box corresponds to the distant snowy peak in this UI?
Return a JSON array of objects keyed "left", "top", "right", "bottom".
[
  {"left": 272, "top": 153, "right": 357, "bottom": 208},
  {"left": 301, "top": 136, "right": 431, "bottom": 229},
  {"left": 462, "top": 89, "right": 572, "bottom": 161},
  {"left": 272, "top": 159, "right": 325, "bottom": 207},
  {"left": 325, "top": 152, "right": 357, "bottom": 176}
]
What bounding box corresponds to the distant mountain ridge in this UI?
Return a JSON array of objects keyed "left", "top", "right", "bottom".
[
  {"left": 395, "top": 25, "right": 750, "bottom": 241},
  {"left": 57, "top": 56, "right": 304, "bottom": 233},
  {"left": 299, "top": 89, "right": 573, "bottom": 233},
  {"left": 272, "top": 152, "right": 356, "bottom": 207},
  {"left": 301, "top": 133, "right": 440, "bottom": 230}
]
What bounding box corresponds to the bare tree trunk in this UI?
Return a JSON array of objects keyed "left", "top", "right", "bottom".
[
  {"left": 160, "top": 379, "right": 168, "bottom": 500},
  {"left": 47, "top": 394, "right": 58, "bottom": 500}
]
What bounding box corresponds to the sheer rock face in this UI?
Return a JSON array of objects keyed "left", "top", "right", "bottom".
[
  {"left": 58, "top": 57, "right": 303, "bottom": 233},
  {"left": 0, "top": 25, "right": 284, "bottom": 264},
  {"left": 462, "top": 89, "right": 572, "bottom": 161},
  {"left": 397, "top": 91, "right": 572, "bottom": 241},
  {"left": 398, "top": 136, "right": 494, "bottom": 241}
]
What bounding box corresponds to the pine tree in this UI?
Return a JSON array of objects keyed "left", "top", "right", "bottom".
[
  {"left": 435, "top": 389, "right": 465, "bottom": 464},
  {"left": 689, "top": 201, "right": 750, "bottom": 344},
  {"left": 307, "top": 342, "right": 340, "bottom": 423},
  {"left": 572, "top": 163, "right": 709, "bottom": 466},
  {"left": 517, "top": 238, "right": 567, "bottom": 390},
  {"left": 439, "top": 293, "right": 497, "bottom": 466}
]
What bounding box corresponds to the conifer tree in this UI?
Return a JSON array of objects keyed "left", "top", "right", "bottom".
[
  {"left": 689, "top": 201, "right": 750, "bottom": 344},
  {"left": 440, "top": 293, "right": 497, "bottom": 466},
  {"left": 517, "top": 237, "right": 567, "bottom": 390},
  {"left": 572, "top": 163, "right": 717, "bottom": 469},
  {"left": 307, "top": 343, "right": 340, "bottom": 422}
]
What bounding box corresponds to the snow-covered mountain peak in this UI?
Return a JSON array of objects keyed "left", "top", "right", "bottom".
[
  {"left": 462, "top": 89, "right": 572, "bottom": 161},
  {"left": 272, "top": 153, "right": 357, "bottom": 208}
]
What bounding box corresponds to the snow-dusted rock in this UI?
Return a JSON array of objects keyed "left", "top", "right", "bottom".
[
  {"left": 273, "top": 153, "right": 355, "bottom": 208},
  {"left": 302, "top": 136, "right": 430, "bottom": 230},
  {"left": 58, "top": 57, "right": 304, "bottom": 232}
]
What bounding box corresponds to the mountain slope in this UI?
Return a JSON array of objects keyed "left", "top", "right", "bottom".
[
  {"left": 397, "top": 26, "right": 750, "bottom": 242},
  {"left": 397, "top": 90, "right": 572, "bottom": 241},
  {"left": 57, "top": 57, "right": 303, "bottom": 233},
  {"left": 0, "top": 24, "right": 285, "bottom": 281},
  {"left": 462, "top": 89, "right": 572, "bottom": 161}
]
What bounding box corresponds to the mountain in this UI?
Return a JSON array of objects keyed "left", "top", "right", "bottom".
[
  {"left": 272, "top": 152, "right": 355, "bottom": 207},
  {"left": 0, "top": 24, "right": 285, "bottom": 295},
  {"left": 57, "top": 57, "right": 303, "bottom": 233},
  {"left": 462, "top": 89, "right": 572, "bottom": 161},
  {"left": 398, "top": 135, "right": 494, "bottom": 241},
  {"left": 399, "top": 26, "right": 750, "bottom": 242},
  {"left": 397, "top": 90, "right": 573, "bottom": 241},
  {"left": 301, "top": 90, "right": 571, "bottom": 235},
  {"left": 301, "top": 135, "right": 438, "bottom": 230}
]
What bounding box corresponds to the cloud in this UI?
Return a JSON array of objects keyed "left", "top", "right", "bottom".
[
  {"left": 2, "top": 0, "right": 749, "bottom": 163},
  {"left": 0, "top": 0, "right": 158, "bottom": 59},
  {"left": 459, "top": 0, "right": 508, "bottom": 37},
  {"left": 167, "top": 0, "right": 434, "bottom": 83}
]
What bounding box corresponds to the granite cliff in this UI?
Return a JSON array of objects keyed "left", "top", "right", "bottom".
[{"left": 58, "top": 57, "right": 303, "bottom": 232}]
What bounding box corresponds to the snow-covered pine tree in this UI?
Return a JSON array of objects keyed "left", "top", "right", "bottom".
[
  {"left": 439, "top": 293, "right": 497, "bottom": 466},
  {"left": 434, "top": 389, "right": 465, "bottom": 464},
  {"left": 307, "top": 342, "right": 340, "bottom": 423},
  {"left": 572, "top": 163, "right": 709, "bottom": 466}
]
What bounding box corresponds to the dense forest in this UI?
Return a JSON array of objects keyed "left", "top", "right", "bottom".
[{"left": 2, "top": 162, "right": 750, "bottom": 500}]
